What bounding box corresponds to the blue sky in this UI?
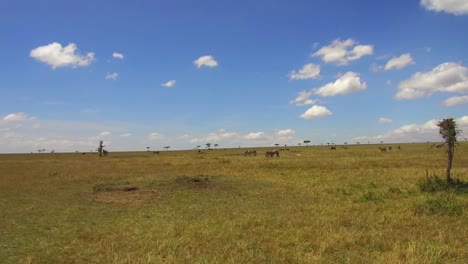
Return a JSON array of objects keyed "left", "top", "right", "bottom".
[{"left": 1, "top": 0, "right": 468, "bottom": 153}]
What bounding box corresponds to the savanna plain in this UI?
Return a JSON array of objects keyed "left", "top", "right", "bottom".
[{"left": 1, "top": 143, "right": 467, "bottom": 263}]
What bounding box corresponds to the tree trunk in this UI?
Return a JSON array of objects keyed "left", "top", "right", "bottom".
[{"left": 446, "top": 142, "right": 454, "bottom": 182}]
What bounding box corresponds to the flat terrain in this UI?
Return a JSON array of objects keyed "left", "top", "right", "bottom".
[{"left": 1, "top": 143, "right": 467, "bottom": 263}]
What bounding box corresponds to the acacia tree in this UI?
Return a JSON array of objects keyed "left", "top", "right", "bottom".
[
  {"left": 303, "top": 140, "right": 310, "bottom": 146},
  {"left": 206, "top": 143, "right": 211, "bottom": 149},
  {"left": 214, "top": 143, "right": 219, "bottom": 149},
  {"left": 438, "top": 118, "right": 461, "bottom": 182},
  {"left": 97, "top": 140, "right": 106, "bottom": 157}
]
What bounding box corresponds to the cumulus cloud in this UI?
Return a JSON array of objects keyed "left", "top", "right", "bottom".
[
  {"left": 112, "top": 52, "right": 124, "bottom": 59},
  {"left": 311, "top": 38, "right": 374, "bottom": 65},
  {"left": 395, "top": 62, "right": 468, "bottom": 99},
  {"left": 188, "top": 129, "right": 240, "bottom": 144},
  {"left": 353, "top": 116, "right": 468, "bottom": 143},
  {"left": 2, "top": 112, "right": 33, "bottom": 122},
  {"left": 384, "top": 53, "right": 415, "bottom": 71},
  {"left": 379, "top": 117, "right": 393, "bottom": 123},
  {"left": 421, "top": 0, "right": 468, "bottom": 15},
  {"left": 162, "top": 80, "right": 176, "bottom": 87},
  {"left": 30, "top": 42, "right": 95, "bottom": 69},
  {"left": 289, "top": 91, "right": 317, "bottom": 106},
  {"left": 244, "top": 132, "right": 267, "bottom": 140},
  {"left": 289, "top": 63, "right": 320, "bottom": 80},
  {"left": 300, "top": 105, "right": 332, "bottom": 120},
  {"left": 193, "top": 55, "right": 218, "bottom": 68},
  {"left": 441, "top": 95, "right": 468, "bottom": 107},
  {"left": 275, "top": 129, "right": 296, "bottom": 138},
  {"left": 148, "top": 132, "right": 164, "bottom": 140},
  {"left": 105, "top": 72, "right": 118, "bottom": 80},
  {"left": 99, "top": 131, "right": 111, "bottom": 137},
  {"left": 314, "top": 72, "right": 367, "bottom": 97}
]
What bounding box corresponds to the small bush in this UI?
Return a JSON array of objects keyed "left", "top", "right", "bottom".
[
  {"left": 359, "top": 191, "right": 384, "bottom": 203},
  {"left": 415, "top": 193, "right": 464, "bottom": 216},
  {"left": 418, "top": 175, "right": 447, "bottom": 193},
  {"left": 418, "top": 175, "right": 468, "bottom": 194}
]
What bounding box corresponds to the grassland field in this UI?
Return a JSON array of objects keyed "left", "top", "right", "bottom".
[{"left": 1, "top": 143, "right": 467, "bottom": 263}]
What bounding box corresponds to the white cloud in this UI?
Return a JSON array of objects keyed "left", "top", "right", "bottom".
[
  {"left": 441, "top": 95, "right": 468, "bottom": 107},
  {"left": 120, "top": 133, "right": 132, "bottom": 137},
  {"left": 148, "top": 132, "right": 164, "bottom": 140},
  {"left": 458, "top": 116, "right": 468, "bottom": 125},
  {"left": 421, "top": 0, "right": 468, "bottom": 15},
  {"left": 275, "top": 129, "right": 296, "bottom": 138},
  {"left": 2, "top": 112, "right": 33, "bottom": 122},
  {"left": 30, "top": 42, "right": 95, "bottom": 69},
  {"left": 289, "top": 91, "right": 317, "bottom": 106},
  {"left": 289, "top": 63, "right": 320, "bottom": 80},
  {"left": 112, "top": 52, "right": 124, "bottom": 59},
  {"left": 384, "top": 53, "right": 415, "bottom": 71},
  {"left": 300, "top": 105, "right": 332, "bottom": 120},
  {"left": 311, "top": 38, "right": 374, "bottom": 65},
  {"left": 99, "top": 131, "right": 111, "bottom": 137},
  {"left": 188, "top": 129, "right": 240, "bottom": 144},
  {"left": 244, "top": 132, "right": 267, "bottom": 140},
  {"left": 395, "top": 62, "right": 468, "bottom": 99},
  {"left": 314, "top": 72, "right": 367, "bottom": 97},
  {"left": 162, "top": 80, "right": 176, "bottom": 87},
  {"left": 105, "top": 72, "right": 118, "bottom": 80},
  {"left": 353, "top": 116, "right": 468, "bottom": 143},
  {"left": 379, "top": 117, "right": 393, "bottom": 123},
  {"left": 193, "top": 55, "right": 218, "bottom": 68}
]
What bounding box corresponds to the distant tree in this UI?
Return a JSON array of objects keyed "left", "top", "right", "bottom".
[
  {"left": 327, "top": 143, "right": 330, "bottom": 146},
  {"left": 380, "top": 141, "right": 384, "bottom": 144},
  {"left": 275, "top": 143, "right": 279, "bottom": 147},
  {"left": 206, "top": 143, "right": 211, "bottom": 149},
  {"left": 438, "top": 118, "right": 461, "bottom": 182},
  {"left": 38, "top": 149, "right": 42, "bottom": 153},
  {"left": 356, "top": 142, "right": 360, "bottom": 145},
  {"left": 214, "top": 143, "right": 219, "bottom": 149},
  {"left": 303, "top": 140, "right": 311, "bottom": 146},
  {"left": 196, "top": 145, "right": 201, "bottom": 149},
  {"left": 344, "top": 142, "right": 348, "bottom": 145},
  {"left": 97, "top": 140, "right": 106, "bottom": 157},
  {"left": 164, "top": 146, "right": 170, "bottom": 151},
  {"left": 42, "top": 149, "right": 46, "bottom": 152},
  {"left": 146, "top": 146, "right": 150, "bottom": 152},
  {"left": 298, "top": 143, "right": 301, "bottom": 146}
]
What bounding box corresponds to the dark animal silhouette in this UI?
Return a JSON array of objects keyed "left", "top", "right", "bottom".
[{"left": 265, "top": 150, "right": 280, "bottom": 158}]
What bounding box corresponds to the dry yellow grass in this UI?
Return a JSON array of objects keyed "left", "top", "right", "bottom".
[{"left": 1, "top": 143, "right": 467, "bottom": 263}]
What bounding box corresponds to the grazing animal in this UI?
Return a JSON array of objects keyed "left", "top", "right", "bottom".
[
  {"left": 82, "top": 153, "right": 86, "bottom": 155},
  {"left": 379, "top": 147, "right": 387, "bottom": 152},
  {"left": 397, "top": 146, "right": 401, "bottom": 150},
  {"left": 388, "top": 146, "right": 392, "bottom": 151},
  {"left": 433, "top": 143, "right": 444, "bottom": 149},
  {"left": 244, "top": 150, "right": 257, "bottom": 156},
  {"left": 330, "top": 146, "right": 336, "bottom": 150},
  {"left": 153, "top": 151, "right": 160, "bottom": 154},
  {"left": 265, "top": 149, "right": 280, "bottom": 158}
]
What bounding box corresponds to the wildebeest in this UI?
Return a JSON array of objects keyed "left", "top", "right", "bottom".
[
  {"left": 153, "top": 151, "right": 160, "bottom": 154},
  {"left": 388, "top": 146, "right": 392, "bottom": 151},
  {"left": 265, "top": 149, "right": 280, "bottom": 158},
  {"left": 330, "top": 146, "right": 336, "bottom": 150},
  {"left": 397, "top": 146, "right": 401, "bottom": 150},
  {"left": 379, "top": 147, "right": 387, "bottom": 152},
  {"left": 244, "top": 150, "right": 257, "bottom": 156},
  {"left": 432, "top": 143, "right": 444, "bottom": 149}
]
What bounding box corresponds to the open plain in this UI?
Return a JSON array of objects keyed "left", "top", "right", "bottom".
[{"left": 1, "top": 143, "right": 467, "bottom": 263}]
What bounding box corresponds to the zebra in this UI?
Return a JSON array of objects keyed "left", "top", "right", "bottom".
[
  {"left": 244, "top": 150, "right": 257, "bottom": 156},
  {"left": 265, "top": 149, "right": 280, "bottom": 158}
]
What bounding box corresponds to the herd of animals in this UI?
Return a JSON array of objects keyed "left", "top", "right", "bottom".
[{"left": 64, "top": 143, "right": 463, "bottom": 157}]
